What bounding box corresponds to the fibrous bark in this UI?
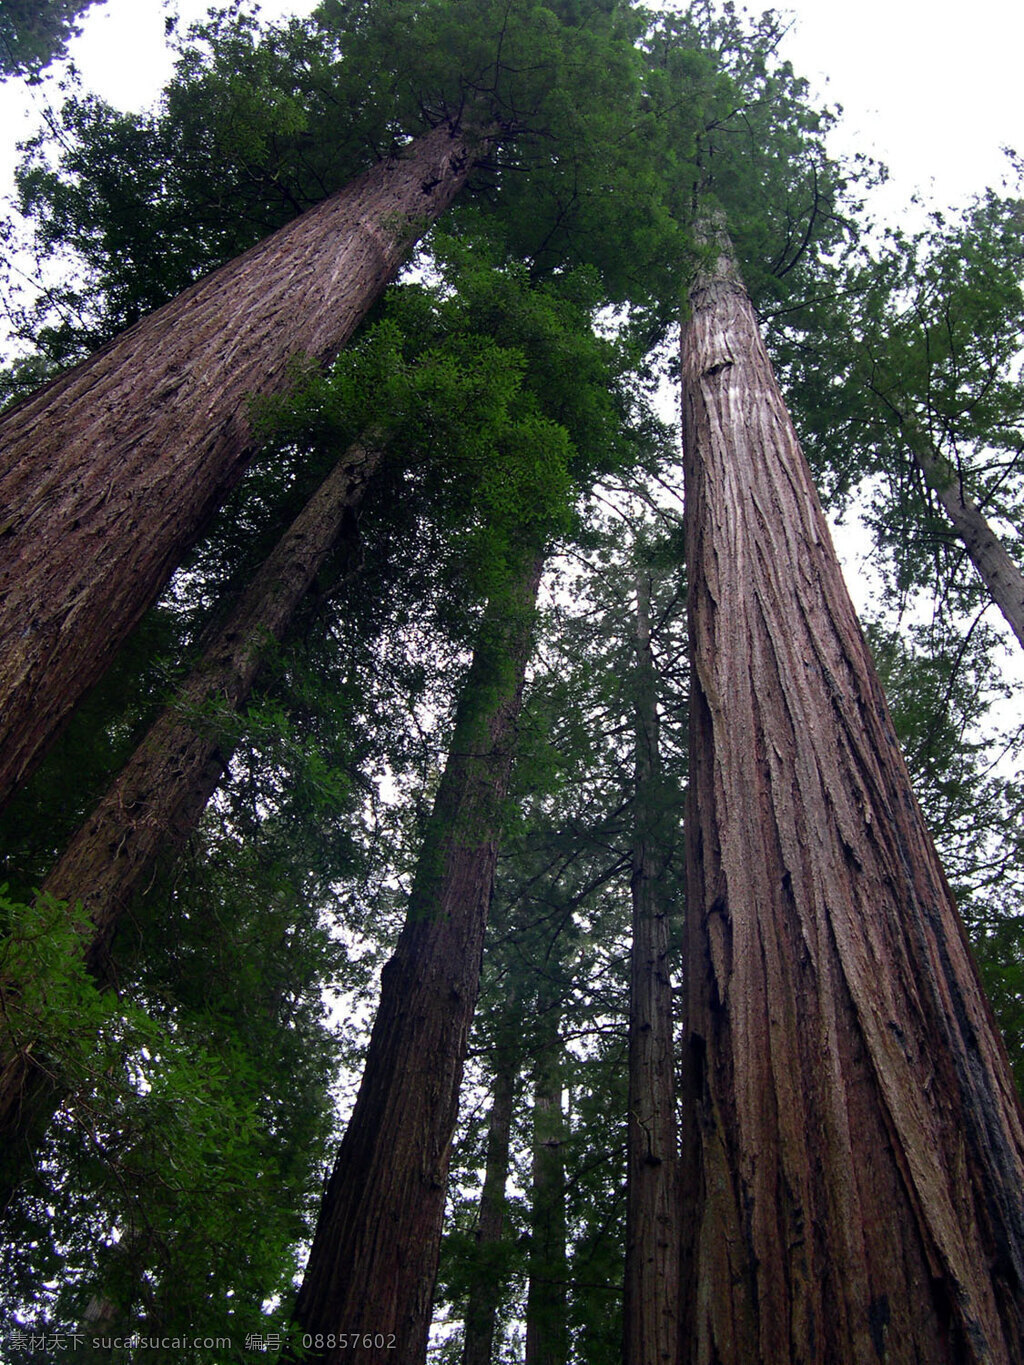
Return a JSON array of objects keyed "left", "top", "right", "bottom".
[
  {"left": 0, "top": 439, "right": 381, "bottom": 1209},
  {"left": 902, "top": 416, "right": 1024, "bottom": 653},
  {"left": 293, "top": 550, "right": 544, "bottom": 1365},
  {"left": 679, "top": 219, "right": 1024, "bottom": 1364},
  {"left": 0, "top": 120, "right": 483, "bottom": 814},
  {"left": 623, "top": 570, "right": 680, "bottom": 1365},
  {"left": 524, "top": 1020, "right": 568, "bottom": 1365},
  {"left": 462, "top": 1060, "right": 516, "bottom": 1365}
]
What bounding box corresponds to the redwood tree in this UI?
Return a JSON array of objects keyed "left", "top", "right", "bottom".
[
  {"left": 0, "top": 120, "right": 482, "bottom": 814},
  {"left": 524, "top": 1005, "right": 568, "bottom": 1365},
  {"left": 678, "top": 217, "right": 1024, "bottom": 1362},
  {"left": 0, "top": 439, "right": 382, "bottom": 1208},
  {"left": 292, "top": 548, "right": 544, "bottom": 1364},
  {"left": 624, "top": 567, "right": 680, "bottom": 1365}
]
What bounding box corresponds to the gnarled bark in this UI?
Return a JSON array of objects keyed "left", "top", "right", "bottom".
[
  {"left": 623, "top": 569, "right": 680, "bottom": 1365},
  {"left": 679, "top": 219, "right": 1024, "bottom": 1364},
  {"left": 0, "top": 439, "right": 381, "bottom": 1210},
  {"left": 0, "top": 120, "right": 483, "bottom": 814},
  {"left": 293, "top": 550, "right": 544, "bottom": 1365}
]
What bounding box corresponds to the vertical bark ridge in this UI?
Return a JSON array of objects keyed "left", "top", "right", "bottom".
[
  {"left": 679, "top": 227, "right": 1024, "bottom": 1364},
  {"left": 624, "top": 569, "right": 681, "bottom": 1365},
  {"left": 525, "top": 1014, "right": 568, "bottom": 1365},
  {"left": 293, "top": 549, "right": 544, "bottom": 1365},
  {"left": 0, "top": 121, "right": 483, "bottom": 813},
  {"left": 0, "top": 440, "right": 381, "bottom": 1210}
]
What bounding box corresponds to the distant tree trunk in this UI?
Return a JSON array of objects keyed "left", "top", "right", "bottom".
[
  {"left": 293, "top": 549, "right": 544, "bottom": 1365},
  {"left": 0, "top": 439, "right": 381, "bottom": 1211},
  {"left": 678, "top": 217, "right": 1024, "bottom": 1363},
  {"left": 524, "top": 1019, "right": 568, "bottom": 1365},
  {"left": 0, "top": 119, "right": 484, "bottom": 815},
  {"left": 901, "top": 415, "right": 1024, "bottom": 652},
  {"left": 623, "top": 569, "right": 680, "bottom": 1365},
  {"left": 462, "top": 1059, "right": 516, "bottom": 1365}
]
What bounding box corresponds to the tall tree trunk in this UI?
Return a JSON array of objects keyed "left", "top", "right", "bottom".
[
  {"left": 293, "top": 549, "right": 544, "bottom": 1365},
  {"left": 901, "top": 415, "right": 1024, "bottom": 652},
  {"left": 0, "top": 119, "right": 483, "bottom": 814},
  {"left": 462, "top": 1059, "right": 516, "bottom": 1365},
  {"left": 623, "top": 569, "right": 680, "bottom": 1365},
  {"left": 0, "top": 439, "right": 381, "bottom": 1211},
  {"left": 524, "top": 1018, "right": 568, "bottom": 1365},
  {"left": 678, "top": 218, "right": 1024, "bottom": 1364}
]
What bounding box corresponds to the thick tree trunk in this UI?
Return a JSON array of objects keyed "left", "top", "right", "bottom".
[
  {"left": 524, "top": 1024, "right": 568, "bottom": 1365},
  {"left": 0, "top": 120, "right": 482, "bottom": 814},
  {"left": 0, "top": 440, "right": 381, "bottom": 1209},
  {"left": 678, "top": 220, "right": 1024, "bottom": 1364},
  {"left": 902, "top": 417, "right": 1024, "bottom": 652},
  {"left": 623, "top": 570, "right": 680, "bottom": 1365},
  {"left": 293, "top": 550, "right": 544, "bottom": 1365},
  {"left": 462, "top": 1060, "right": 516, "bottom": 1365}
]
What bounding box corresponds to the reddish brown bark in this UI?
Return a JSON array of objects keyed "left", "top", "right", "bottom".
[
  {"left": 524, "top": 1020, "right": 568, "bottom": 1365},
  {"left": 0, "top": 120, "right": 483, "bottom": 814},
  {"left": 0, "top": 440, "right": 380, "bottom": 1207},
  {"left": 679, "top": 222, "right": 1024, "bottom": 1363},
  {"left": 293, "top": 551, "right": 544, "bottom": 1365},
  {"left": 623, "top": 570, "right": 680, "bottom": 1365}
]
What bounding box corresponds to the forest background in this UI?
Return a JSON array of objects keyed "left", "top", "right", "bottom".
[{"left": 1, "top": 0, "right": 1023, "bottom": 1361}]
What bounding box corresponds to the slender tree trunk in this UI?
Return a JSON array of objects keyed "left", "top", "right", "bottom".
[
  {"left": 293, "top": 549, "right": 544, "bottom": 1365},
  {"left": 0, "top": 440, "right": 381, "bottom": 1210},
  {"left": 902, "top": 415, "right": 1024, "bottom": 652},
  {"left": 623, "top": 570, "right": 680, "bottom": 1365},
  {"left": 678, "top": 218, "right": 1024, "bottom": 1364},
  {"left": 462, "top": 1059, "right": 516, "bottom": 1365},
  {"left": 0, "top": 119, "right": 483, "bottom": 814},
  {"left": 524, "top": 1018, "right": 568, "bottom": 1365}
]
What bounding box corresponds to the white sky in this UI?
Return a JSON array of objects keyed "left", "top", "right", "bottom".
[{"left": 778, "top": 0, "right": 1024, "bottom": 216}]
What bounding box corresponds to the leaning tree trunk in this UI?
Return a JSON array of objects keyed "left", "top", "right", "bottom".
[
  {"left": 901, "top": 414, "right": 1024, "bottom": 652},
  {"left": 678, "top": 218, "right": 1024, "bottom": 1364},
  {"left": 0, "top": 119, "right": 483, "bottom": 814},
  {"left": 623, "top": 569, "right": 680, "bottom": 1365},
  {"left": 293, "top": 549, "right": 544, "bottom": 1365},
  {"left": 0, "top": 439, "right": 382, "bottom": 1211},
  {"left": 462, "top": 1058, "right": 517, "bottom": 1365},
  {"left": 524, "top": 1018, "right": 568, "bottom": 1365}
]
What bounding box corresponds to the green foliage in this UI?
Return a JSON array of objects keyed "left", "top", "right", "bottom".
[
  {"left": 253, "top": 247, "right": 641, "bottom": 610},
  {"left": 783, "top": 184, "right": 1024, "bottom": 547},
  {"left": 1, "top": 798, "right": 353, "bottom": 1353},
  {"left": 3, "top": 0, "right": 656, "bottom": 364},
  {"left": 0, "top": 889, "right": 118, "bottom": 1085},
  {"left": 0, "top": 0, "right": 104, "bottom": 78},
  {"left": 867, "top": 617, "right": 1024, "bottom": 1095}
]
